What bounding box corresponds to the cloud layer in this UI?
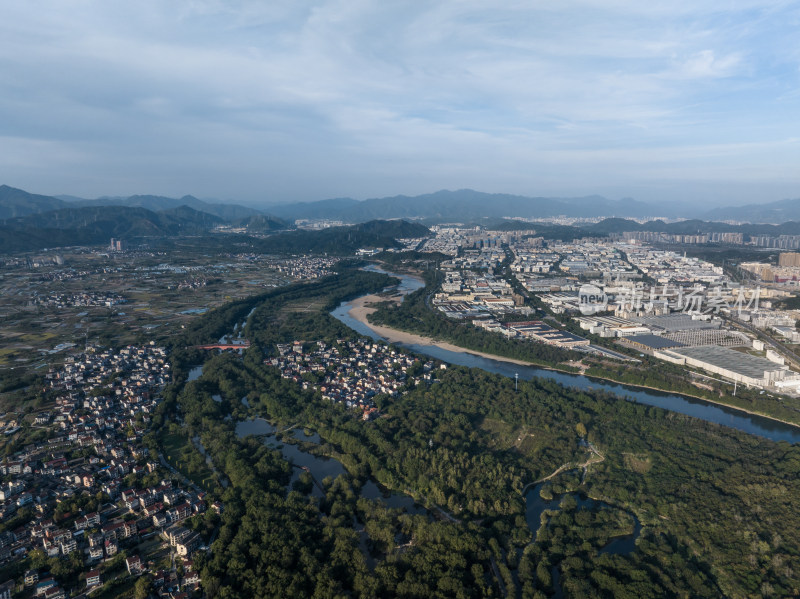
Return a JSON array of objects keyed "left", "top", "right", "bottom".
[{"left": 1, "top": 0, "right": 799, "bottom": 205}]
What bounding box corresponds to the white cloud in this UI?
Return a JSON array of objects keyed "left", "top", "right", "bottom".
[
  {"left": 0, "top": 0, "right": 798, "bottom": 203},
  {"left": 666, "top": 50, "right": 744, "bottom": 80}
]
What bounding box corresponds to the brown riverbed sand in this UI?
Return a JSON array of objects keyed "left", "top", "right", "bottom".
[
  {"left": 346, "top": 295, "right": 533, "bottom": 367},
  {"left": 345, "top": 294, "right": 800, "bottom": 429}
]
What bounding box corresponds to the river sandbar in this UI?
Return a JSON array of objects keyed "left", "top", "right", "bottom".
[{"left": 347, "top": 295, "right": 534, "bottom": 367}]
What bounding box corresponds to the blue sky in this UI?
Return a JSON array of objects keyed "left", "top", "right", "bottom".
[{"left": 1, "top": 1, "right": 799, "bottom": 206}]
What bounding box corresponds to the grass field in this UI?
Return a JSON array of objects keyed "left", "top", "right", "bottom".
[
  {"left": 159, "top": 429, "right": 217, "bottom": 491},
  {"left": 283, "top": 298, "right": 328, "bottom": 313}
]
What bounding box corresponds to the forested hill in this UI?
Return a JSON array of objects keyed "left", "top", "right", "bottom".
[
  {"left": 251, "top": 220, "right": 430, "bottom": 254},
  {"left": 0, "top": 184, "right": 65, "bottom": 218},
  {"left": 267, "top": 189, "right": 664, "bottom": 222},
  {"left": 479, "top": 216, "right": 800, "bottom": 238},
  {"left": 0, "top": 205, "right": 224, "bottom": 252},
  {"left": 0, "top": 204, "right": 419, "bottom": 254},
  {"left": 0, "top": 184, "right": 277, "bottom": 221},
  {"left": 67, "top": 192, "right": 264, "bottom": 221},
  {"left": 583, "top": 217, "right": 800, "bottom": 236},
  {"left": 703, "top": 196, "right": 800, "bottom": 224},
  {"left": 233, "top": 213, "right": 290, "bottom": 233}
]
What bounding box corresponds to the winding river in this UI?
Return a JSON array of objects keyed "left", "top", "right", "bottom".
[
  {"left": 184, "top": 265, "right": 800, "bottom": 594},
  {"left": 330, "top": 266, "right": 800, "bottom": 445}
]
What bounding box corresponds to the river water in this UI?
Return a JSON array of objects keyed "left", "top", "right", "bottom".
[
  {"left": 330, "top": 267, "right": 800, "bottom": 445},
  {"left": 184, "top": 266, "right": 800, "bottom": 591}
]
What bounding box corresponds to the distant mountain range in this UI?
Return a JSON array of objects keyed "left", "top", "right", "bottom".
[
  {"left": 268, "top": 189, "right": 800, "bottom": 224},
  {"left": 0, "top": 185, "right": 268, "bottom": 221},
  {"left": 0, "top": 185, "right": 66, "bottom": 218},
  {"left": 701, "top": 198, "right": 800, "bottom": 224},
  {"left": 8, "top": 183, "right": 800, "bottom": 224},
  {"left": 0, "top": 205, "right": 228, "bottom": 253},
  {"left": 0, "top": 185, "right": 800, "bottom": 252},
  {"left": 266, "top": 189, "right": 676, "bottom": 222},
  {"left": 0, "top": 185, "right": 288, "bottom": 252},
  {"left": 5, "top": 204, "right": 227, "bottom": 230},
  {"left": 62, "top": 193, "right": 262, "bottom": 221},
  {"left": 0, "top": 184, "right": 432, "bottom": 253}
]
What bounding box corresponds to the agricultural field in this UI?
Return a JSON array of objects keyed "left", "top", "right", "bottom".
[{"left": 0, "top": 242, "right": 339, "bottom": 410}]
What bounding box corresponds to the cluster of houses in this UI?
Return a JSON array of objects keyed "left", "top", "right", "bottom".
[
  {"left": 19, "top": 550, "right": 202, "bottom": 599},
  {"left": 264, "top": 256, "right": 340, "bottom": 280},
  {"left": 175, "top": 279, "right": 208, "bottom": 291},
  {"left": 0, "top": 344, "right": 214, "bottom": 597},
  {"left": 31, "top": 292, "right": 126, "bottom": 309},
  {"left": 269, "top": 339, "right": 441, "bottom": 419},
  {"left": 33, "top": 269, "right": 93, "bottom": 283}
]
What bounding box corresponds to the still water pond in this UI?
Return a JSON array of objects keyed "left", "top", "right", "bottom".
[
  {"left": 525, "top": 482, "right": 641, "bottom": 556},
  {"left": 235, "top": 418, "right": 427, "bottom": 515}
]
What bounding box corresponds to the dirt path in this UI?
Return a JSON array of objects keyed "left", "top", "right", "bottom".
[{"left": 522, "top": 443, "right": 606, "bottom": 494}]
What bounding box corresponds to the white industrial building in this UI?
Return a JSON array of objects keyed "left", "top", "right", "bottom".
[
  {"left": 577, "top": 315, "right": 651, "bottom": 337},
  {"left": 654, "top": 345, "right": 800, "bottom": 389}
]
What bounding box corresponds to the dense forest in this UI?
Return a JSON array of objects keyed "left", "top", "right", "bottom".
[{"left": 153, "top": 269, "right": 800, "bottom": 598}]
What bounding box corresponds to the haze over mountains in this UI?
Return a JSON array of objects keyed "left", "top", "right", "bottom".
[
  {"left": 265, "top": 190, "right": 672, "bottom": 222},
  {"left": 61, "top": 193, "right": 262, "bottom": 221},
  {"left": 3, "top": 184, "right": 800, "bottom": 226},
  {"left": 0, "top": 204, "right": 232, "bottom": 253},
  {"left": 0, "top": 185, "right": 263, "bottom": 221},
  {"left": 0, "top": 185, "right": 288, "bottom": 253},
  {"left": 702, "top": 198, "right": 800, "bottom": 224},
  {"left": 265, "top": 190, "right": 800, "bottom": 224}
]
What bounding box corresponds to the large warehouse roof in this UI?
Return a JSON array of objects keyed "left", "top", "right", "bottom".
[
  {"left": 626, "top": 334, "right": 686, "bottom": 350},
  {"left": 632, "top": 313, "right": 719, "bottom": 332},
  {"left": 668, "top": 345, "right": 785, "bottom": 379}
]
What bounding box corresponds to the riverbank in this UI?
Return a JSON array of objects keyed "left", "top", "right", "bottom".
[
  {"left": 348, "top": 295, "right": 535, "bottom": 367},
  {"left": 346, "top": 297, "right": 800, "bottom": 433},
  {"left": 580, "top": 373, "right": 800, "bottom": 431}
]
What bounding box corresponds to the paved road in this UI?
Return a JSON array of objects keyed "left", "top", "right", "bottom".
[{"left": 523, "top": 444, "right": 605, "bottom": 494}]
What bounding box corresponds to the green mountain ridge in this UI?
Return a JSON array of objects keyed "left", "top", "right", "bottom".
[
  {"left": 0, "top": 205, "right": 225, "bottom": 252},
  {"left": 1, "top": 185, "right": 277, "bottom": 222},
  {"left": 703, "top": 197, "right": 800, "bottom": 223},
  {"left": 0, "top": 185, "right": 66, "bottom": 219},
  {"left": 69, "top": 193, "right": 265, "bottom": 221},
  {"left": 267, "top": 189, "right": 670, "bottom": 222},
  {"left": 234, "top": 213, "right": 290, "bottom": 233},
  {"left": 582, "top": 217, "right": 800, "bottom": 237}
]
